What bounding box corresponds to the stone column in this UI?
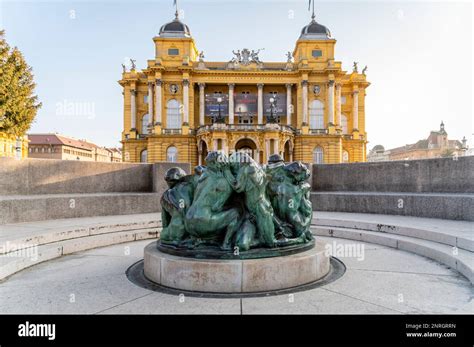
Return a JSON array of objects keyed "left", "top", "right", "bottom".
[
  {"left": 265, "top": 139, "right": 270, "bottom": 161},
  {"left": 199, "top": 83, "right": 205, "bottom": 126},
  {"left": 286, "top": 84, "right": 292, "bottom": 126},
  {"left": 352, "top": 90, "right": 359, "bottom": 130},
  {"left": 274, "top": 139, "right": 279, "bottom": 155},
  {"left": 213, "top": 139, "right": 218, "bottom": 151},
  {"left": 328, "top": 80, "right": 335, "bottom": 126},
  {"left": 183, "top": 79, "right": 189, "bottom": 125},
  {"left": 253, "top": 149, "right": 259, "bottom": 163},
  {"left": 155, "top": 79, "right": 162, "bottom": 125},
  {"left": 257, "top": 83, "right": 264, "bottom": 124},
  {"left": 130, "top": 89, "right": 136, "bottom": 130},
  {"left": 147, "top": 82, "right": 153, "bottom": 129},
  {"left": 336, "top": 83, "right": 342, "bottom": 127},
  {"left": 302, "top": 80, "right": 308, "bottom": 125},
  {"left": 228, "top": 83, "right": 235, "bottom": 125},
  {"left": 222, "top": 139, "right": 228, "bottom": 155}
]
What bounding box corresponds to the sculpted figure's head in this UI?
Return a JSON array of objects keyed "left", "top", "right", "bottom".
[
  {"left": 229, "top": 151, "right": 253, "bottom": 172},
  {"left": 284, "top": 161, "right": 310, "bottom": 184},
  {"left": 205, "top": 151, "right": 228, "bottom": 170},
  {"left": 268, "top": 154, "right": 284, "bottom": 165},
  {"left": 194, "top": 165, "right": 206, "bottom": 176},
  {"left": 164, "top": 167, "right": 187, "bottom": 188}
]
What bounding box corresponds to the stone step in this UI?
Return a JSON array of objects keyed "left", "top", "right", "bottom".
[
  {"left": 310, "top": 191, "right": 474, "bottom": 221},
  {"left": 312, "top": 213, "right": 473, "bottom": 252},
  {"left": 0, "top": 213, "right": 161, "bottom": 254},
  {"left": 0, "top": 228, "right": 159, "bottom": 281},
  {"left": 0, "top": 193, "right": 161, "bottom": 224},
  {"left": 311, "top": 225, "right": 474, "bottom": 284}
]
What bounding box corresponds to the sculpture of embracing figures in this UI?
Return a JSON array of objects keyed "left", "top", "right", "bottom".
[{"left": 160, "top": 151, "right": 313, "bottom": 253}]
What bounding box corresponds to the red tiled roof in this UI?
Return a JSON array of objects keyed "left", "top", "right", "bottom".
[{"left": 28, "top": 134, "right": 95, "bottom": 151}]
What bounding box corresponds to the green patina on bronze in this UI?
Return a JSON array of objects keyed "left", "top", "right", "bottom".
[{"left": 159, "top": 151, "right": 314, "bottom": 258}]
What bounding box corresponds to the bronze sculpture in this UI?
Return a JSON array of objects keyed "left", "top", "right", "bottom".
[{"left": 159, "top": 151, "right": 314, "bottom": 257}]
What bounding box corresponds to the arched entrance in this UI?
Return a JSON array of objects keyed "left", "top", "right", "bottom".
[
  {"left": 283, "top": 140, "right": 293, "bottom": 162},
  {"left": 198, "top": 140, "right": 208, "bottom": 166},
  {"left": 234, "top": 138, "right": 258, "bottom": 162}
]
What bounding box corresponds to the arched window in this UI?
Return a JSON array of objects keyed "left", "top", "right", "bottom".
[
  {"left": 141, "top": 114, "right": 150, "bottom": 134},
  {"left": 313, "top": 147, "right": 324, "bottom": 164},
  {"left": 341, "top": 114, "right": 348, "bottom": 134},
  {"left": 309, "top": 100, "right": 324, "bottom": 129},
  {"left": 167, "top": 146, "right": 178, "bottom": 162},
  {"left": 342, "top": 150, "right": 349, "bottom": 163},
  {"left": 166, "top": 99, "right": 181, "bottom": 129},
  {"left": 140, "top": 149, "right": 148, "bottom": 163}
]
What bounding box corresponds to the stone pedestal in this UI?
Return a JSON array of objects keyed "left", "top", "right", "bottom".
[{"left": 144, "top": 240, "right": 330, "bottom": 293}]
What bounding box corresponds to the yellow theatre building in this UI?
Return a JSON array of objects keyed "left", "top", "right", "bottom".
[{"left": 119, "top": 9, "right": 370, "bottom": 165}]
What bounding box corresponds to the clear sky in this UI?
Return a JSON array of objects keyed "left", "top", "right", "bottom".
[{"left": 1, "top": 0, "right": 472, "bottom": 150}]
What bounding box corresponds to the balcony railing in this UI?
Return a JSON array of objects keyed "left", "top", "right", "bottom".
[
  {"left": 196, "top": 124, "right": 296, "bottom": 134},
  {"left": 309, "top": 129, "right": 328, "bottom": 135},
  {"left": 162, "top": 129, "right": 182, "bottom": 135}
]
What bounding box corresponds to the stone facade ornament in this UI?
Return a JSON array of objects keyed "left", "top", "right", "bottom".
[
  {"left": 362, "top": 65, "right": 368, "bottom": 75},
  {"left": 198, "top": 51, "right": 205, "bottom": 62},
  {"left": 130, "top": 58, "right": 136, "bottom": 71},
  {"left": 121, "top": 64, "right": 126, "bottom": 73},
  {"left": 229, "top": 48, "right": 264, "bottom": 66},
  {"left": 313, "top": 85, "right": 321, "bottom": 95},
  {"left": 169, "top": 84, "right": 179, "bottom": 94}
]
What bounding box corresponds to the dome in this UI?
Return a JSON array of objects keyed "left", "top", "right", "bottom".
[
  {"left": 300, "top": 18, "right": 331, "bottom": 39},
  {"left": 372, "top": 145, "right": 385, "bottom": 153},
  {"left": 159, "top": 17, "right": 191, "bottom": 38}
]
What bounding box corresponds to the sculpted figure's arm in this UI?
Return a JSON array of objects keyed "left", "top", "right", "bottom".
[
  {"left": 233, "top": 166, "right": 249, "bottom": 193},
  {"left": 223, "top": 166, "right": 247, "bottom": 193},
  {"left": 162, "top": 209, "right": 171, "bottom": 228},
  {"left": 223, "top": 166, "right": 237, "bottom": 187}
]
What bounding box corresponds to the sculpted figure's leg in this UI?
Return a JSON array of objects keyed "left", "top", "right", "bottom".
[
  {"left": 253, "top": 199, "right": 277, "bottom": 247},
  {"left": 161, "top": 213, "right": 187, "bottom": 245},
  {"left": 235, "top": 218, "right": 257, "bottom": 251},
  {"left": 221, "top": 208, "right": 243, "bottom": 250}
]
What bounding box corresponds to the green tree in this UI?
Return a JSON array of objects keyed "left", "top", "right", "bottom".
[{"left": 0, "top": 30, "right": 41, "bottom": 137}]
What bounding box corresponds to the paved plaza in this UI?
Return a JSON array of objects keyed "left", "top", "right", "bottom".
[{"left": 1, "top": 237, "right": 471, "bottom": 314}]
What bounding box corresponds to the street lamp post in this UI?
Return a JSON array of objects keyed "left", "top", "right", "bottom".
[
  {"left": 267, "top": 96, "right": 278, "bottom": 124},
  {"left": 215, "top": 96, "right": 225, "bottom": 124}
]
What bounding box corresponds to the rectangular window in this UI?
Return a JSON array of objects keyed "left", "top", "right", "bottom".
[
  {"left": 341, "top": 96, "right": 346, "bottom": 104},
  {"left": 312, "top": 50, "right": 322, "bottom": 58},
  {"left": 144, "top": 95, "right": 148, "bottom": 104},
  {"left": 168, "top": 48, "right": 179, "bottom": 56}
]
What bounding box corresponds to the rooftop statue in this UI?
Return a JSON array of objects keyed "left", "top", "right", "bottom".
[
  {"left": 353, "top": 61, "right": 358, "bottom": 73},
  {"left": 158, "top": 151, "right": 314, "bottom": 257},
  {"left": 229, "top": 48, "right": 264, "bottom": 66}
]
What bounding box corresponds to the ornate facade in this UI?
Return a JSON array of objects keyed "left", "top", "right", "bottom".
[
  {"left": 119, "top": 10, "right": 370, "bottom": 165},
  {"left": 0, "top": 132, "right": 28, "bottom": 159}
]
